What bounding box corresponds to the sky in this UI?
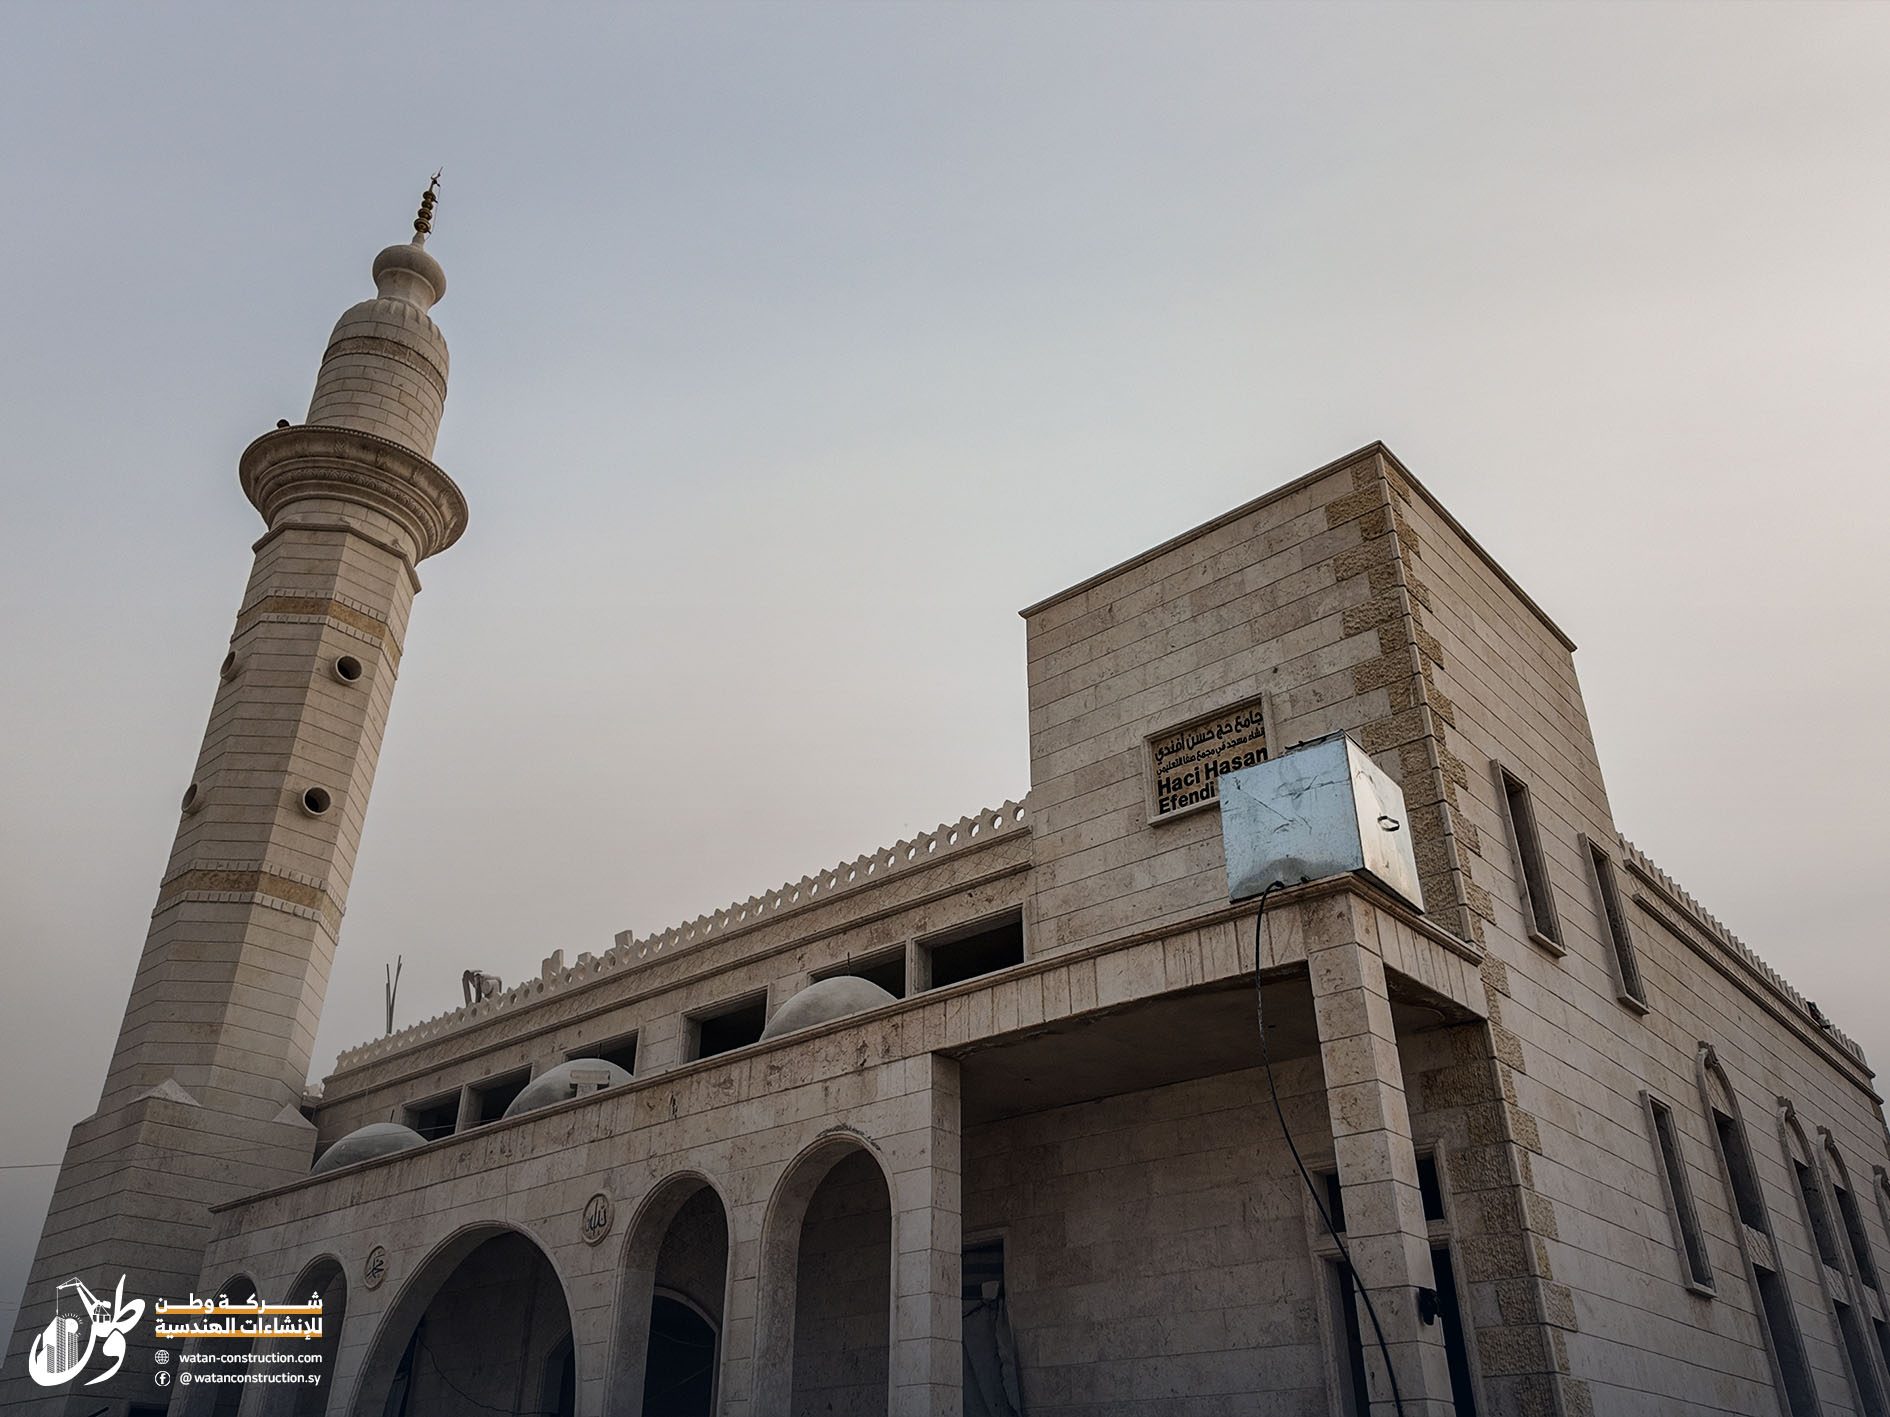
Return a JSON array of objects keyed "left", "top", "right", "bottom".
[{"left": 2, "top": 0, "right": 1887, "bottom": 1323}]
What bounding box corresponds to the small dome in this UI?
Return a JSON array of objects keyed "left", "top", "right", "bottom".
[
  {"left": 759, "top": 976, "right": 898, "bottom": 1042},
  {"left": 311, "top": 1122, "right": 426, "bottom": 1176},
  {"left": 502, "top": 1059, "right": 633, "bottom": 1119}
]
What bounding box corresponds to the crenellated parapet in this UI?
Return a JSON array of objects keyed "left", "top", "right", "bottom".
[
  {"left": 1621, "top": 835, "right": 1867, "bottom": 1069},
  {"left": 332, "top": 796, "right": 1031, "bottom": 1068}
]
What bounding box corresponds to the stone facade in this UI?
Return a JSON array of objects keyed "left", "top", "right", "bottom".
[{"left": 5, "top": 208, "right": 1887, "bottom": 1417}]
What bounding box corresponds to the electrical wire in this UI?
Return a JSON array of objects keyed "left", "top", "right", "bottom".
[{"left": 1251, "top": 881, "right": 1406, "bottom": 1417}]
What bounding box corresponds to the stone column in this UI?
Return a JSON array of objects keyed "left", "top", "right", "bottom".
[
  {"left": 1308, "top": 904, "right": 1454, "bottom": 1416},
  {"left": 888, "top": 1055, "right": 963, "bottom": 1417}
]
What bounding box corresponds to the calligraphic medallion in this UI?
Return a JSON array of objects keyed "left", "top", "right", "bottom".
[{"left": 582, "top": 1192, "right": 613, "bottom": 1246}]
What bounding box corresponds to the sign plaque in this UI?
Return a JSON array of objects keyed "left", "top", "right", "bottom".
[{"left": 1146, "top": 694, "right": 1274, "bottom": 823}]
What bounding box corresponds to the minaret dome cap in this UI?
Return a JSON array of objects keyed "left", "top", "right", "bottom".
[{"left": 371, "top": 241, "right": 446, "bottom": 310}]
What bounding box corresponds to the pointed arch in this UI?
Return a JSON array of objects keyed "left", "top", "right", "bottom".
[
  {"left": 1697, "top": 1045, "right": 1819, "bottom": 1416},
  {"left": 605, "top": 1170, "right": 732, "bottom": 1417},
  {"left": 351, "top": 1222, "right": 575, "bottom": 1417},
  {"left": 753, "top": 1131, "right": 896, "bottom": 1415},
  {"left": 1779, "top": 1102, "right": 1886, "bottom": 1416}
]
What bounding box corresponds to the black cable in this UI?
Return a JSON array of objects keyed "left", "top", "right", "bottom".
[{"left": 1252, "top": 881, "right": 1406, "bottom": 1417}]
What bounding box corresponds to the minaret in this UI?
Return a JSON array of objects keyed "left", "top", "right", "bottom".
[{"left": 3, "top": 184, "right": 468, "bottom": 1411}]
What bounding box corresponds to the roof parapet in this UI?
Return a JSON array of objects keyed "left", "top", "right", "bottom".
[
  {"left": 1620, "top": 835, "right": 1867, "bottom": 1070},
  {"left": 330, "top": 796, "right": 1030, "bottom": 1072}
]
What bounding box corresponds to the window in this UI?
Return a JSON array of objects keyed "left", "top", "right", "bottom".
[
  {"left": 567, "top": 1030, "right": 638, "bottom": 1075},
  {"left": 1498, "top": 768, "right": 1561, "bottom": 950},
  {"left": 1700, "top": 1048, "right": 1819, "bottom": 1416},
  {"left": 813, "top": 946, "right": 906, "bottom": 999},
  {"left": 1794, "top": 1158, "right": 1844, "bottom": 1269},
  {"left": 1330, "top": 1261, "right": 1372, "bottom": 1417},
  {"left": 1315, "top": 1157, "right": 1478, "bottom": 1414},
  {"left": 963, "top": 1237, "right": 1005, "bottom": 1302},
  {"left": 1417, "top": 1154, "right": 1447, "bottom": 1223},
  {"left": 1783, "top": 1110, "right": 1885, "bottom": 1417},
  {"left": 466, "top": 1068, "right": 532, "bottom": 1126},
  {"left": 1584, "top": 839, "right": 1647, "bottom": 1008},
  {"left": 688, "top": 993, "right": 769, "bottom": 1060},
  {"left": 920, "top": 910, "right": 1024, "bottom": 990},
  {"left": 404, "top": 1091, "right": 460, "bottom": 1141},
  {"left": 1646, "top": 1095, "right": 1714, "bottom": 1292},
  {"left": 1823, "top": 1139, "right": 1890, "bottom": 1387},
  {"left": 1828, "top": 1150, "right": 1883, "bottom": 1292},
  {"left": 1715, "top": 1110, "right": 1770, "bottom": 1233}
]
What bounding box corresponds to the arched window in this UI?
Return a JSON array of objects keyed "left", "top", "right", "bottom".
[
  {"left": 1819, "top": 1131, "right": 1890, "bottom": 1392},
  {"left": 1780, "top": 1103, "right": 1885, "bottom": 1415},
  {"left": 1697, "top": 1045, "right": 1820, "bottom": 1416}
]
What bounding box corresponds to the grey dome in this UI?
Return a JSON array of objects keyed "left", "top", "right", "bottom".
[
  {"left": 760, "top": 976, "right": 898, "bottom": 1042},
  {"left": 502, "top": 1059, "right": 633, "bottom": 1119},
  {"left": 311, "top": 1122, "right": 426, "bottom": 1175}
]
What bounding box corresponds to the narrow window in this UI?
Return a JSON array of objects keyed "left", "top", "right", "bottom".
[
  {"left": 1418, "top": 1154, "right": 1447, "bottom": 1223},
  {"left": 1430, "top": 1244, "right": 1480, "bottom": 1415},
  {"left": 1324, "top": 1171, "right": 1347, "bottom": 1232},
  {"left": 1800, "top": 1162, "right": 1886, "bottom": 1413},
  {"left": 1330, "top": 1261, "right": 1371, "bottom": 1417},
  {"left": 962, "top": 1237, "right": 1005, "bottom": 1301},
  {"left": 1715, "top": 1111, "right": 1770, "bottom": 1232},
  {"left": 1754, "top": 1266, "right": 1824, "bottom": 1417},
  {"left": 1499, "top": 768, "right": 1561, "bottom": 949},
  {"left": 566, "top": 1030, "right": 638, "bottom": 1075},
  {"left": 1586, "top": 840, "right": 1647, "bottom": 1007},
  {"left": 920, "top": 910, "right": 1024, "bottom": 990},
  {"left": 1832, "top": 1167, "right": 1883, "bottom": 1292},
  {"left": 813, "top": 945, "right": 907, "bottom": 999},
  {"left": 403, "top": 1091, "right": 460, "bottom": 1141},
  {"left": 1647, "top": 1096, "right": 1714, "bottom": 1291},
  {"left": 466, "top": 1067, "right": 531, "bottom": 1126},
  {"left": 1795, "top": 1159, "right": 1844, "bottom": 1267},
  {"left": 688, "top": 993, "right": 768, "bottom": 1060},
  {"left": 1320, "top": 1159, "right": 1477, "bottom": 1414},
  {"left": 1701, "top": 1056, "right": 1820, "bottom": 1416}
]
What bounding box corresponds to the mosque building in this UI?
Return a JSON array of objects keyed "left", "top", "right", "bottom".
[{"left": 7, "top": 191, "right": 1890, "bottom": 1417}]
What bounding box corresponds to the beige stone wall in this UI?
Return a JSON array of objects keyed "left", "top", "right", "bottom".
[
  {"left": 1387, "top": 454, "right": 1890, "bottom": 1415},
  {"left": 962, "top": 1058, "right": 1334, "bottom": 1415},
  {"left": 1021, "top": 450, "right": 1402, "bottom": 956}
]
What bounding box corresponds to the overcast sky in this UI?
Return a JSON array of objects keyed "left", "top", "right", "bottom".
[{"left": 3, "top": 1, "right": 1886, "bottom": 1321}]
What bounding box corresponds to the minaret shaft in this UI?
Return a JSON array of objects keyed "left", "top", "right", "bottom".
[{"left": 2, "top": 193, "right": 467, "bottom": 1412}]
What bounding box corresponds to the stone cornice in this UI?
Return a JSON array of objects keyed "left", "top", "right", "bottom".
[{"left": 240, "top": 424, "right": 468, "bottom": 563}]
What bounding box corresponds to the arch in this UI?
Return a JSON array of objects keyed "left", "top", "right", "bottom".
[
  {"left": 1696, "top": 1045, "right": 1819, "bottom": 1417},
  {"left": 607, "top": 1172, "right": 732, "bottom": 1417},
  {"left": 241, "top": 1255, "right": 349, "bottom": 1417},
  {"left": 1779, "top": 1102, "right": 1885, "bottom": 1416},
  {"left": 352, "top": 1222, "right": 575, "bottom": 1417},
  {"left": 173, "top": 1273, "right": 259, "bottom": 1417},
  {"left": 753, "top": 1132, "right": 896, "bottom": 1416},
  {"left": 1875, "top": 1169, "right": 1890, "bottom": 1277},
  {"left": 1817, "top": 1131, "right": 1890, "bottom": 1396}
]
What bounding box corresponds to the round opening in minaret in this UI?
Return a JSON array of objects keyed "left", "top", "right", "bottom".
[
  {"left": 301, "top": 786, "right": 332, "bottom": 816},
  {"left": 180, "top": 782, "right": 200, "bottom": 814},
  {"left": 219, "top": 649, "right": 238, "bottom": 681},
  {"left": 333, "top": 654, "right": 363, "bottom": 683}
]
